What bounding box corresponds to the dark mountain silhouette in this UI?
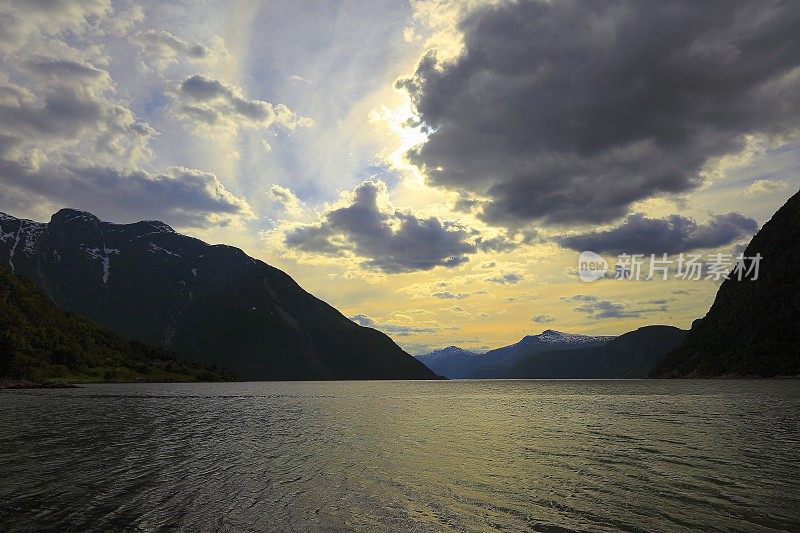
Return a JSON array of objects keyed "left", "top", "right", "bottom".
[
  {"left": 0, "top": 209, "right": 438, "bottom": 381},
  {"left": 652, "top": 190, "right": 800, "bottom": 378},
  {"left": 503, "top": 326, "right": 686, "bottom": 379},
  {"left": 0, "top": 265, "right": 233, "bottom": 383}
]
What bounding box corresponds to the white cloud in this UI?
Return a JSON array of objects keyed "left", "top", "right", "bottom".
[
  {"left": 745, "top": 179, "right": 790, "bottom": 196},
  {"left": 267, "top": 184, "right": 304, "bottom": 217},
  {"left": 0, "top": 0, "right": 112, "bottom": 53},
  {"left": 135, "top": 30, "right": 226, "bottom": 72}
]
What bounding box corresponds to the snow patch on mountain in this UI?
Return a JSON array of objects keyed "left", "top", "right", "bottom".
[
  {"left": 1, "top": 218, "right": 45, "bottom": 273},
  {"left": 83, "top": 246, "right": 120, "bottom": 284},
  {"left": 521, "top": 329, "right": 615, "bottom": 346},
  {"left": 143, "top": 220, "right": 175, "bottom": 233},
  {"left": 417, "top": 346, "right": 481, "bottom": 359},
  {"left": 21, "top": 222, "right": 45, "bottom": 255},
  {"left": 148, "top": 243, "right": 182, "bottom": 258}
]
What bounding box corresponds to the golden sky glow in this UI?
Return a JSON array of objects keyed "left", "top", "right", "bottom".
[{"left": 1, "top": 0, "right": 798, "bottom": 354}]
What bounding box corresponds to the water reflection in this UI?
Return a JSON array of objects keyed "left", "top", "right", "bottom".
[{"left": 1, "top": 380, "right": 798, "bottom": 531}]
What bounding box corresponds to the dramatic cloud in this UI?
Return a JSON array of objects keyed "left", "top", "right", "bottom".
[
  {"left": 567, "top": 295, "right": 667, "bottom": 320},
  {"left": 399, "top": 0, "right": 800, "bottom": 226},
  {"left": 285, "top": 181, "right": 481, "bottom": 273},
  {"left": 173, "top": 74, "right": 312, "bottom": 133},
  {"left": 0, "top": 59, "right": 252, "bottom": 227},
  {"left": 0, "top": 75, "right": 154, "bottom": 165},
  {"left": 0, "top": 155, "right": 254, "bottom": 227},
  {"left": 558, "top": 213, "right": 758, "bottom": 254}
]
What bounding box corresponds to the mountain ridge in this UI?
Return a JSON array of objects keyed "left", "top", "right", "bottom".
[
  {"left": 466, "top": 330, "right": 616, "bottom": 378},
  {"left": 652, "top": 189, "right": 800, "bottom": 378},
  {"left": 0, "top": 208, "right": 438, "bottom": 381},
  {"left": 415, "top": 346, "right": 482, "bottom": 378},
  {"left": 415, "top": 330, "right": 616, "bottom": 378},
  {"left": 503, "top": 325, "right": 686, "bottom": 379}
]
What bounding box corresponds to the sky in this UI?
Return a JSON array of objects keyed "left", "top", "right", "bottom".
[{"left": 1, "top": 0, "right": 799, "bottom": 354}]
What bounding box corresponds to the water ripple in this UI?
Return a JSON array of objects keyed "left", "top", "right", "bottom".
[{"left": 1, "top": 380, "right": 798, "bottom": 532}]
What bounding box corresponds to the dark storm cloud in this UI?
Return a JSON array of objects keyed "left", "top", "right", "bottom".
[
  {"left": 558, "top": 212, "right": 758, "bottom": 254},
  {"left": 285, "top": 181, "right": 479, "bottom": 273},
  {"left": 398, "top": 0, "right": 800, "bottom": 226}
]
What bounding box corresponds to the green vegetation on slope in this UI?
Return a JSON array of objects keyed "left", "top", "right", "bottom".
[{"left": 0, "top": 266, "right": 234, "bottom": 383}]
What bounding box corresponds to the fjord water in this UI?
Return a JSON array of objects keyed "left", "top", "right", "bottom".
[{"left": 1, "top": 381, "right": 798, "bottom": 532}]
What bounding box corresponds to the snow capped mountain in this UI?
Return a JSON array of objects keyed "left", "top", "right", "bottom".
[
  {"left": 503, "top": 326, "right": 687, "bottom": 379},
  {"left": 518, "top": 329, "right": 616, "bottom": 347},
  {"left": 465, "top": 330, "right": 617, "bottom": 378},
  {"left": 418, "top": 346, "right": 481, "bottom": 360},
  {"left": 416, "top": 346, "right": 483, "bottom": 378},
  {"left": 417, "top": 329, "right": 615, "bottom": 379},
  {"left": 415, "top": 331, "right": 618, "bottom": 379}
]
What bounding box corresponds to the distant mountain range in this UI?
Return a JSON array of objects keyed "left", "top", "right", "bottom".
[
  {"left": 503, "top": 326, "right": 686, "bottom": 379},
  {"left": 653, "top": 189, "right": 800, "bottom": 378},
  {"left": 0, "top": 265, "right": 233, "bottom": 384},
  {"left": 418, "top": 190, "right": 800, "bottom": 380},
  {"left": 469, "top": 330, "right": 617, "bottom": 378},
  {"left": 0, "top": 209, "right": 438, "bottom": 381},
  {"left": 415, "top": 346, "right": 482, "bottom": 378},
  {"left": 418, "top": 330, "right": 616, "bottom": 378}
]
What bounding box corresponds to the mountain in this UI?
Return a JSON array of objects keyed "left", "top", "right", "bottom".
[
  {"left": 468, "top": 330, "right": 616, "bottom": 378},
  {"left": 0, "top": 265, "right": 233, "bottom": 384},
  {"left": 503, "top": 326, "right": 686, "bottom": 379},
  {"left": 419, "top": 330, "right": 615, "bottom": 379},
  {"left": 652, "top": 190, "right": 800, "bottom": 378},
  {"left": 415, "top": 346, "right": 482, "bottom": 378},
  {"left": 0, "top": 209, "right": 438, "bottom": 381}
]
